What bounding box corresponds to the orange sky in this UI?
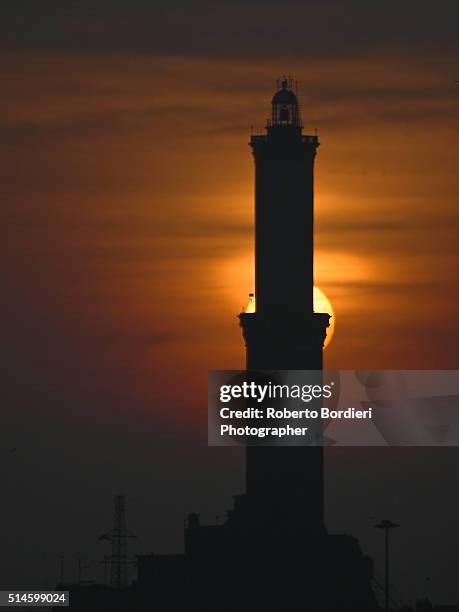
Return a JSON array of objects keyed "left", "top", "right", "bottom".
[
  {"left": 2, "top": 51, "right": 459, "bottom": 429},
  {"left": 1, "top": 3, "right": 459, "bottom": 599}
]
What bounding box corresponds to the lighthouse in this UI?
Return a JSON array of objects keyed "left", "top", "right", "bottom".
[
  {"left": 137, "top": 79, "right": 379, "bottom": 612},
  {"left": 239, "top": 77, "right": 330, "bottom": 533}
]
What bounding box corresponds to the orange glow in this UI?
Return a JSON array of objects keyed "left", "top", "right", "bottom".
[{"left": 2, "top": 51, "right": 458, "bottom": 426}]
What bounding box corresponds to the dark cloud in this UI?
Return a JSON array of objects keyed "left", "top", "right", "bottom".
[{"left": 1, "top": 1, "right": 457, "bottom": 58}]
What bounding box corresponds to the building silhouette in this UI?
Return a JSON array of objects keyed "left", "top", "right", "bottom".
[{"left": 134, "top": 79, "right": 379, "bottom": 612}]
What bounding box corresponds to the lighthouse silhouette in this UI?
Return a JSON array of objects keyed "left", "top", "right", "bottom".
[
  {"left": 135, "top": 79, "right": 379, "bottom": 612},
  {"left": 240, "top": 76, "right": 330, "bottom": 534}
]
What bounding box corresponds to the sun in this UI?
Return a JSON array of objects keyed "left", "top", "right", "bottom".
[
  {"left": 245, "top": 286, "right": 335, "bottom": 349},
  {"left": 313, "top": 286, "right": 335, "bottom": 349}
]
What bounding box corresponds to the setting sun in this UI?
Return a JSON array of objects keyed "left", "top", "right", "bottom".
[
  {"left": 245, "top": 286, "right": 335, "bottom": 348},
  {"left": 314, "top": 286, "right": 335, "bottom": 348}
]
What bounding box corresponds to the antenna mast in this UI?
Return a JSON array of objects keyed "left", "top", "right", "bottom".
[{"left": 99, "top": 494, "right": 136, "bottom": 589}]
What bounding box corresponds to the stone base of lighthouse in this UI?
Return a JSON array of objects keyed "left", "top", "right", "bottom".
[{"left": 182, "top": 505, "right": 379, "bottom": 612}]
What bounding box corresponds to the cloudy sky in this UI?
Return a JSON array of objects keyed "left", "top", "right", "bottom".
[{"left": 1, "top": 0, "right": 459, "bottom": 603}]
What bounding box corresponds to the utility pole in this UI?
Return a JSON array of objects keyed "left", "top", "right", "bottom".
[
  {"left": 374, "top": 519, "right": 400, "bottom": 612},
  {"left": 77, "top": 557, "right": 82, "bottom": 584},
  {"left": 59, "top": 555, "right": 64, "bottom": 586},
  {"left": 77, "top": 557, "right": 90, "bottom": 584},
  {"left": 98, "top": 554, "right": 110, "bottom": 586}
]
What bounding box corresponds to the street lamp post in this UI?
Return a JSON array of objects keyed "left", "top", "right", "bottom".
[{"left": 374, "top": 519, "right": 400, "bottom": 612}]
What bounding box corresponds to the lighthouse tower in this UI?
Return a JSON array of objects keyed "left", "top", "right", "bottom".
[
  {"left": 137, "top": 79, "right": 379, "bottom": 612},
  {"left": 239, "top": 77, "right": 330, "bottom": 533}
]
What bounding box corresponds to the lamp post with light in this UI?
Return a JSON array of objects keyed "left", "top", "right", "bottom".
[{"left": 374, "top": 519, "right": 400, "bottom": 612}]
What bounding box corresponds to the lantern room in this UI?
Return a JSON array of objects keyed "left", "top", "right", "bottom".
[{"left": 270, "top": 77, "right": 302, "bottom": 127}]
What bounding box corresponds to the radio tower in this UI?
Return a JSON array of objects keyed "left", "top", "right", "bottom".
[{"left": 99, "top": 494, "right": 136, "bottom": 589}]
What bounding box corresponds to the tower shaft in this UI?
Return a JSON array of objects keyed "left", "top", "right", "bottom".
[
  {"left": 252, "top": 129, "right": 317, "bottom": 318},
  {"left": 239, "top": 80, "right": 329, "bottom": 533}
]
